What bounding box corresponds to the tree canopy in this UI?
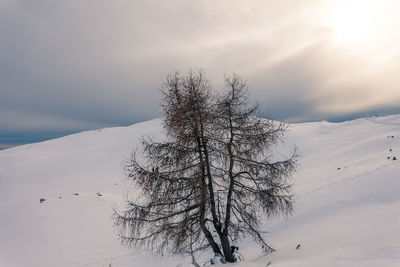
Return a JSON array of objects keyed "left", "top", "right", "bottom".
[{"left": 114, "top": 71, "right": 297, "bottom": 263}]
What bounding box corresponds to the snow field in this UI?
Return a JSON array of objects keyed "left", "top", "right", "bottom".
[{"left": 0, "top": 115, "right": 399, "bottom": 266}]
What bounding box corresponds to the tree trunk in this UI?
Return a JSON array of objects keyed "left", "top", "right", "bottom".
[
  {"left": 200, "top": 222, "right": 222, "bottom": 256},
  {"left": 220, "top": 233, "right": 235, "bottom": 262}
]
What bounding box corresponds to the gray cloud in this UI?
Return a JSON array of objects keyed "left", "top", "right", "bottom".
[{"left": 1, "top": 0, "right": 400, "bottom": 143}]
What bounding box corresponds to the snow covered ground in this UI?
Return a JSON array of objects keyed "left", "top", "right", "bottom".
[{"left": 0, "top": 115, "right": 399, "bottom": 267}]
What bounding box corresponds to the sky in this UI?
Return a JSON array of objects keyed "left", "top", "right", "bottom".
[{"left": 1, "top": 0, "right": 400, "bottom": 145}]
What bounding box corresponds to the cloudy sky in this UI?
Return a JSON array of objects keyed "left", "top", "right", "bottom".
[{"left": 1, "top": 0, "right": 400, "bottom": 145}]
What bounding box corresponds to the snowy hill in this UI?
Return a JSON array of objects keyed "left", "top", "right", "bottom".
[{"left": 0, "top": 116, "right": 399, "bottom": 267}]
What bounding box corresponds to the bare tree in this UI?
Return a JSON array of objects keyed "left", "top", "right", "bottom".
[
  {"left": 113, "top": 71, "right": 296, "bottom": 263},
  {"left": 210, "top": 73, "right": 296, "bottom": 261}
]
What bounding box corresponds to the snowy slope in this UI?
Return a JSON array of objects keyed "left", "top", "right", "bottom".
[{"left": 0, "top": 116, "right": 399, "bottom": 267}]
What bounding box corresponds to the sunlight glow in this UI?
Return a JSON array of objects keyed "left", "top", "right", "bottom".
[{"left": 327, "top": 0, "right": 377, "bottom": 44}]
